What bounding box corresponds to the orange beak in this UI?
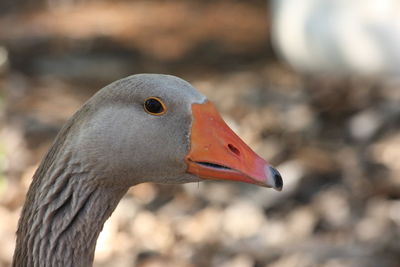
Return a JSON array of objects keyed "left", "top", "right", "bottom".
[{"left": 185, "top": 102, "right": 283, "bottom": 191}]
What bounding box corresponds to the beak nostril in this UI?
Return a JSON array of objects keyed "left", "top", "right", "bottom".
[{"left": 228, "top": 144, "right": 240, "bottom": 156}]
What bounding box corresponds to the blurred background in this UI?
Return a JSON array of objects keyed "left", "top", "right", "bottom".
[{"left": 1, "top": 0, "right": 400, "bottom": 266}]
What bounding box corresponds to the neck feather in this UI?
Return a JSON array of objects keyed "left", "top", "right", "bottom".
[{"left": 13, "top": 124, "right": 127, "bottom": 267}]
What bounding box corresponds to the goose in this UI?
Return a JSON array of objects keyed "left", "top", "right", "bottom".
[
  {"left": 271, "top": 0, "right": 400, "bottom": 76},
  {"left": 12, "top": 74, "right": 282, "bottom": 267}
]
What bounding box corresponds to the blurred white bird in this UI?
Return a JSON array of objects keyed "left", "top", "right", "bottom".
[{"left": 271, "top": 0, "right": 400, "bottom": 77}]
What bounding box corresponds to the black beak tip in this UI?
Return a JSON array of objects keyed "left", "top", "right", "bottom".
[{"left": 269, "top": 166, "right": 283, "bottom": 191}]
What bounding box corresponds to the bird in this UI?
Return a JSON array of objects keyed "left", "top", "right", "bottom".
[
  {"left": 271, "top": 0, "right": 400, "bottom": 76},
  {"left": 12, "top": 74, "right": 282, "bottom": 267}
]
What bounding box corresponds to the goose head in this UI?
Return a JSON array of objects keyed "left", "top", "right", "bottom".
[
  {"left": 72, "top": 74, "right": 282, "bottom": 190},
  {"left": 13, "top": 74, "right": 283, "bottom": 267}
]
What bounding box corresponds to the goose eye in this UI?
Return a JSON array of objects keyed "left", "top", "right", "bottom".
[{"left": 144, "top": 97, "right": 167, "bottom": 115}]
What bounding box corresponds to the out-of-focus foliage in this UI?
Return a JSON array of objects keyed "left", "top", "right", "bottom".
[{"left": 0, "top": 1, "right": 399, "bottom": 267}]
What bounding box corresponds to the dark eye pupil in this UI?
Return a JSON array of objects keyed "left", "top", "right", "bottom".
[{"left": 145, "top": 98, "right": 163, "bottom": 114}]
